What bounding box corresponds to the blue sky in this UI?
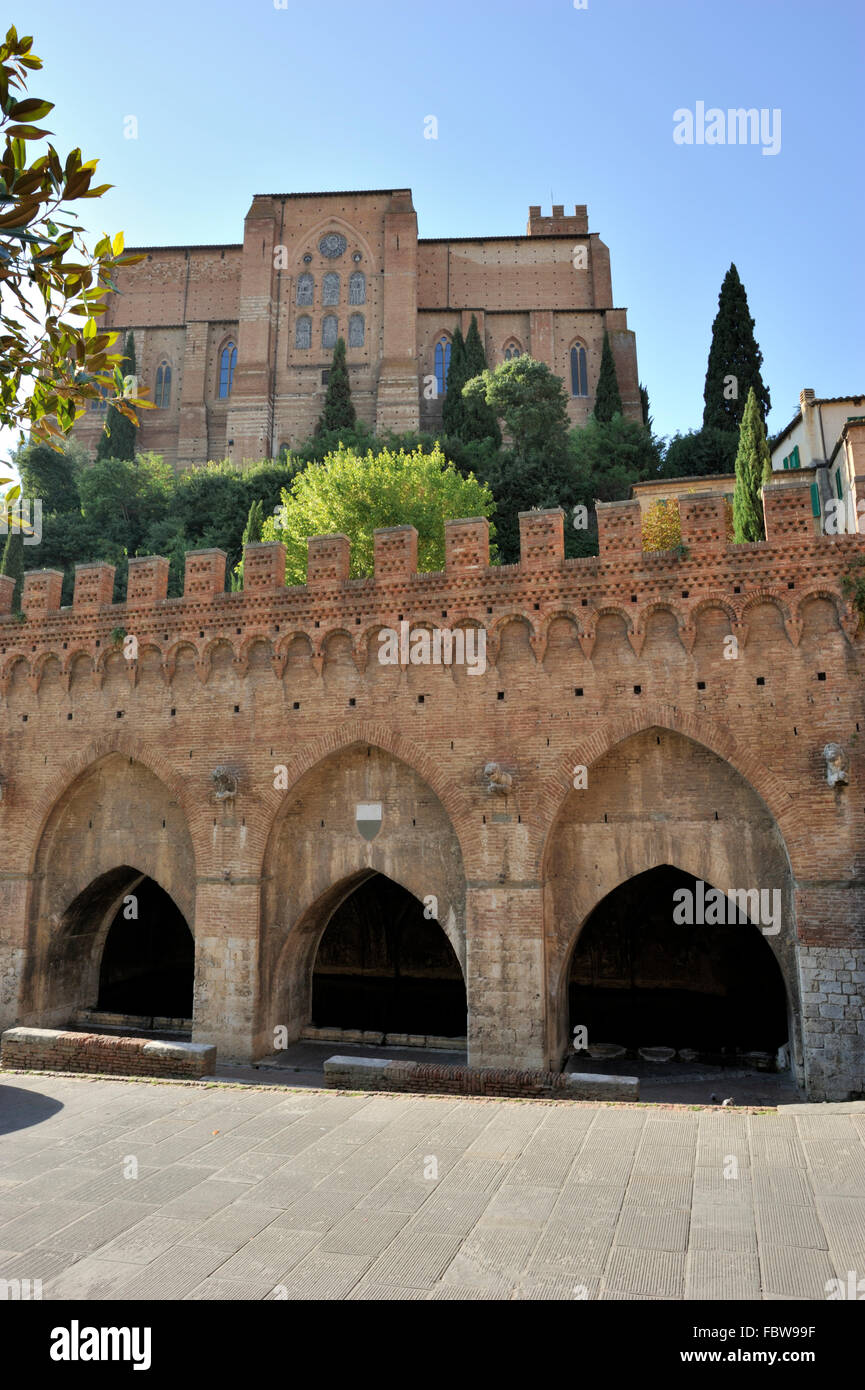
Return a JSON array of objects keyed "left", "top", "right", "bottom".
[{"left": 25, "top": 0, "right": 865, "bottom": 443}]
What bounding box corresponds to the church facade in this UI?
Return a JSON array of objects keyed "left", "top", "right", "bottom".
[{"left": 71, "top": 190, "right": 641, "bottom": 468}]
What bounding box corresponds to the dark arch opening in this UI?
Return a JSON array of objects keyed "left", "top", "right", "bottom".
[
  {"left": 568, "top": 866, "right": 788, "bottom": 1058},
  {"left": 97, "top": 877, "right": 194, "bottom": 1018},
  {"left": 311, "top": 873, "right": 466, "bottom": 1037}
]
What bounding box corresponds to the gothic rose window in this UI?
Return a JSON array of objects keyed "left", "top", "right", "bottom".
[
  {"left": 319, "top": 232, "right": 347, "bottom": 258},
  {"left": 322, "top": 314, "right": 338, "bottom": 350},
  {"left": 295, "top": 315, "right": 311, "bottom": 350},
  {"left": 322, "top": 272, "right": 340, "bottom": 306},
  {"left": 296, "top": 273, "right": 314, "bottom": 306},
  {"left": 349, "top": 272, "right": 366, "bottom": 305},
  {"left": 348, "top": 313, "right": 365, "bottom": 348}
]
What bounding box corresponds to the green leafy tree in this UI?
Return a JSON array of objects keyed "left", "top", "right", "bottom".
[
  {"left": 171, "top": 461, "right": 248, "bottom": 562},
  {"left": 262, "top": 442, "right": 496, "bottom": 583},
  {"left": 703, "top": 263, "right": 771, "bottom": 430},
  {"left": 77, "top": 451, "right": 174, "bottom": 559},
  {"left": 14, "top": 439, "right": 81, "bottom": 512},
  {"left": 732, "top": 387, "right": 770, "bottom": 542},
  {"left": 463, "top": 356, "right": 571, "bottom": 465},
  {"left": 441, "top": 326, "right": 467, "bottom": 437},
  {"left": 292, "top": 421, "right": 374, "bottom": 466},
  {"left": 315, "top": 337, "right": 356, "bottom": 436},
  {"left": 483, "top": 415, "right": 661, "bottom": 564},
  {"left": 0, "top": 26, "right": 152, "bottom": 453},
  {"left": 96, "top": 331, "right": 137, "bottom": 460},
  {"left": 460, "top": 316, "right": 501, "bottom": 446},
  {"left": 593, "top": 331, "right": 623, "bottom": 422},
  {"left": 661, "top": 427, "right": 738, "bottom": 479}
]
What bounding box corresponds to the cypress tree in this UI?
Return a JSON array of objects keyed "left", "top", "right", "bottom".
[
  {"left": 702, "top": 264, "right": 770, "bottom": 430},
  {"left": 0, "top": 528, "right": 24, "bottom": 611},
  {"left": 242, "top": 498, "right": 263, "bottom": 547},
  {"left": 640, "top": 383, "right": 651, "bottom": 429},
  {"left": 460, "top": 316, "right": 501, "bottom": 446},
  {"left": 231, "top": 498, "right": 265, "bottom": 590},
  {"left": 96, "top": 331, "right": 138, "bottom": 460},
  {"left": 315, "top": 337, "right": 356, "bottom": 436},
  {"left": 732, "top": 387, "right": 769, "bottom": 542},
  {"left": 441, "top": 326, "right": 466, "bottom": 437},
  {"left": 593, "top": 331, "right": 623, "bottom": 422}
]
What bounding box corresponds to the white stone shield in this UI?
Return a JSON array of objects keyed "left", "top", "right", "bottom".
[{"left": 355, "top": 802, "right": 383, "bottom": 841}]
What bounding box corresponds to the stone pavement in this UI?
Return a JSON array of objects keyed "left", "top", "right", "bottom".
[{"left": 1, "top": 1071, "right": 864, "bottom": 1300}]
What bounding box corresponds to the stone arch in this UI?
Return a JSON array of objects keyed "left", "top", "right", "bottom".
[
  {"left": 283, "top": 868, "right": 468, "bottom": 1044},
  {"left": 21, "top": 745, "right": 197, "bottom": 1025},
  {"left": 258, "top": 731, "right": 472, "bottom": 1054},
  {"left": 287, "top": 216, "right": 379, "bottom": 276},
  {"left": 540, "top": 721, "right": 800, "bottom": 1075}
]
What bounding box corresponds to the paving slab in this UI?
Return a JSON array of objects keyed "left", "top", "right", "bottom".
[{"left": 2, "top": 1071, "right": 865, "bottom": 1300}]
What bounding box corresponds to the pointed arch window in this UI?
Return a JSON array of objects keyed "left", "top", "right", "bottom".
[
  {"left": 295, "top": 315, "right": 312, "bottom": 350},
  {"left": 570, "top": 343, "right": 588, "bottom": 397},
  {"left": 219, "top": 342, "right": 237, "bottom": 398},
  {"left": 503, "top": 340, "right": 522, "bottom": 361},
  {"left": 435, "top": 336, "right": 452, "bottom": 398},
  {"left": 155, "top": 361, "right": 172, "bottom": 408},
  {"left": 296, "top": 273, "right": 314, "bottom": 306},
  {"left": 348, "top": 313, "right": 365, "bottom": 348},
  {"left": 322, "top": 314, "right": 338, "bottom": 350},
  {"left": 322, "top": 272, "right": 340, "bottom": 306},
  {"left": 349, "top": 271, "right": 366, "bottom": 305}
]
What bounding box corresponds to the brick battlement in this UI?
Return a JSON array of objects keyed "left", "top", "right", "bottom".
[{"left": 1, "top": 488, "right": 862, "bottom": 683}]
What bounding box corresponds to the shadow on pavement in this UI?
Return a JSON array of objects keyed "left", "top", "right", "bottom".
[{"left": 0, "top": 1080, "right": 64, "bottom": 1134}]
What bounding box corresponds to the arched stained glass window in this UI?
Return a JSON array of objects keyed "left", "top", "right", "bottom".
[
  {"left": 155, "top": 361, "right": 171, "bottom": 408},
  {"left": 219, "top": 342, "right": 237, "bottom": 398},
  {"left": 570, "top": 344, "right": 588, "bottom": 397},
  {"left": 322, "top": 314, "right": 338, "bottom": 350},
  {"left": 295, "top": 315, "right": 312, "bottom": 349},
  {"left": 322, "top": 272, "right": 340, "bottom": 306},
  {"left": 349, "top": 271, "right": 366, "bottom": 305},
  {"left": 503, "top": 341, "right": 522, "bottom": 361},
  {"left": 296, "top": 273, "right": 314, "bottom": 306},
  {"left": 434, "top": 336, "right": 451, "bottom": 398},
  {"left": 348, "top": 313, "right": 365, "bottom": 348}
]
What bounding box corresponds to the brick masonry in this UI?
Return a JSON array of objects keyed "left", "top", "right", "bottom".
[
  {"left": 322, "top": 1055, "right": 639, "bottom": 1101},
  {"left": 69, "top": 189, "right": 641, "bottom": 468},
  {"left": 0, "top": 481, "right": 864, "bottom": 1101},
  {"left": 0, "top": 1027, "right": 216, "bottom": 1078}
]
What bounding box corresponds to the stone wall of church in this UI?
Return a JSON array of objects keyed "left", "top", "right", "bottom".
[{"left": 71, "top": 193, "right": 641, "bottom": 465}]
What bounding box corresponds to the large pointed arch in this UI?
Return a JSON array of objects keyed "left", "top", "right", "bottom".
[{"left": 539, "top": 717, "right": 802, "bottom": 1078}]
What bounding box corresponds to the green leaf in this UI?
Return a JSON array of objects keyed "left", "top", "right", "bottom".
[{"left": 4, "top": 123, "right": 53, "bottom": 139}]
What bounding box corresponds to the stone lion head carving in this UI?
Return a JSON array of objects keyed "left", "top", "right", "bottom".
[
  {"left": 211, "top": 765, "right": 238, "bottom": 802},
  {"left": 823, "top": 743, "right": 849, "bottom": 787},
  {"left": 484, "top": 761, "right": 513, "bottom": 794}
]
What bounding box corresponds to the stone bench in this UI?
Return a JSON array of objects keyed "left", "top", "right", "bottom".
[
  {"left": 323, "top": 1056, "right": 639, "bottom": 1101},
  {"left": 0, "top": 1027, "right": 216, "bottom": 1080}
]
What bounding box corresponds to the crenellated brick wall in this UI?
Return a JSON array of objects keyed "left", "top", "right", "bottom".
[{"left": 1, "top": 480, "right": 864, "bottom": 1100}]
